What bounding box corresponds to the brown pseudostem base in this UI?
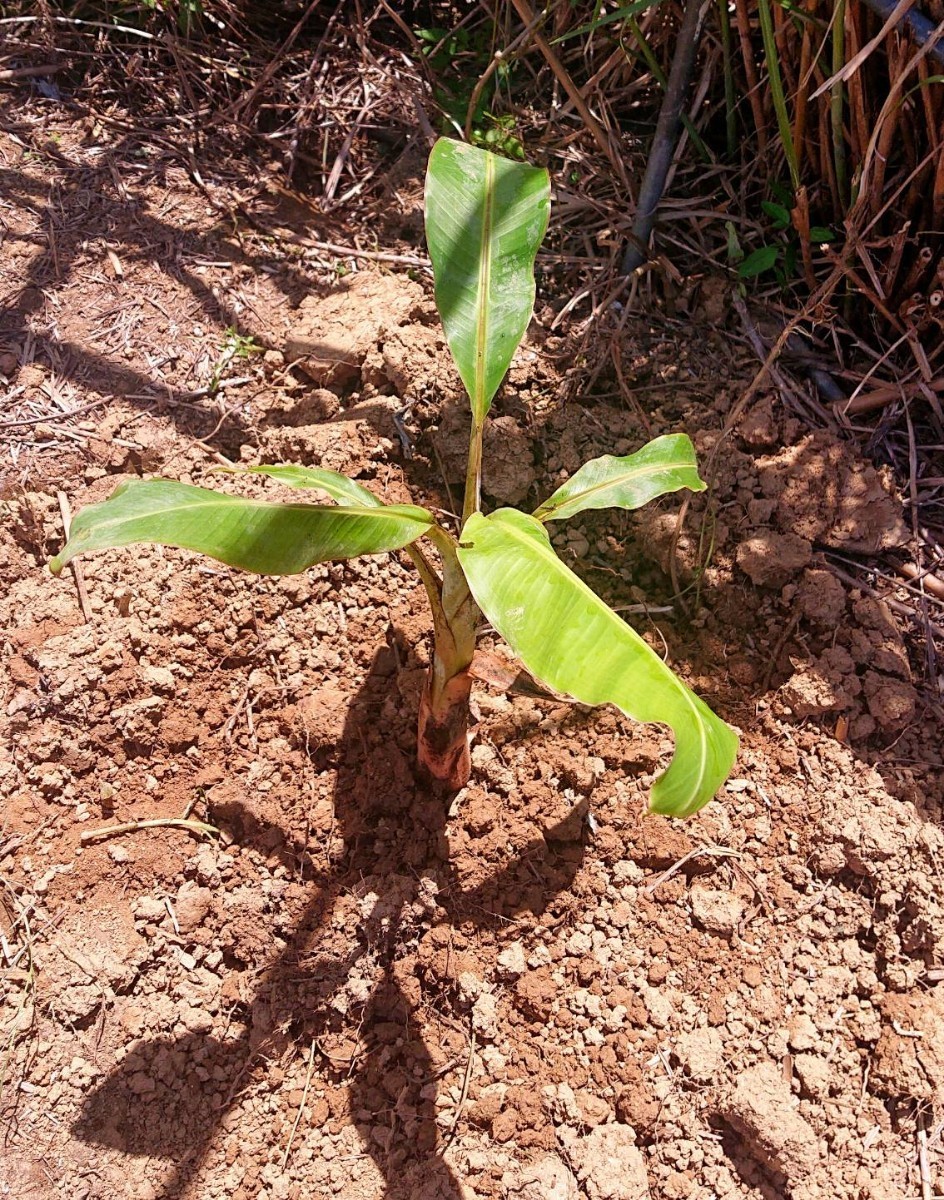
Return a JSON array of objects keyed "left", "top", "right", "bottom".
[
  {"left": 412, "top": 527, "right": 478, "bottom": 792},
  {"left": 416, "top": 665, "right": 473, "bottom": 790}
]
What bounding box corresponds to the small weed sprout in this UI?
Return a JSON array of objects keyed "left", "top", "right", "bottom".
[{"left": 51, "top": 139, "right": 737, "bottom": 817}]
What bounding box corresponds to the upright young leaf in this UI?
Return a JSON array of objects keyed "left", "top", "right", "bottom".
[
  {"left": 49, "top": 480, "right": 434, "bottom": 577},
  {"left": 534, "top": 434, "right": 706, "bottom": 523},
  {"left": 457, "top": 509, "right": 737, "bottom": 817},
  {"left": 425, "top": 139, "right": 550, "bottom": 423}
]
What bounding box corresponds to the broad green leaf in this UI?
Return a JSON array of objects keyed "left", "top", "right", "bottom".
[
  {"left": 457, "top": 509, "right": 737, "bottom": 817},
  {"left": 241, "top": 464, "right": 382, "bottom": 507},
  {"left": 534, "top": 434, "right": 705, "bottom": 523},
  {"left": 761, "top": 200, "right": 791, "bottom": 229},
  {"left": 738, "top": 244, "right": 780, "bottom": 278},
  {"left": 424, "top": 138, "right": 550, "bottom": 423},
  {"left": 49, "top": 479, "right": 433, "bottom": 577}
]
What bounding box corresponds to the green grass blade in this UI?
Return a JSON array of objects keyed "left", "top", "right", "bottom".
[
  {"left": 717, "top": 0, "right": 738, "bottom": 156},
  {"left": 458, "top": 509, "right": 738, "bottom": 817},
  {"left": 424, "top": 138, "right": 550, "bottom": 424},
  {"left": 757, "top": 0, "right": 800, "bottom": 193},
  {"left": 533, "top": 434, "right": 705, "bottom": 523},
  {"left": 49, "top": 480, "right": 433, "bottom": 577},
  {"left": 550, "top": 0, "right": 666, "bottom": 44}
]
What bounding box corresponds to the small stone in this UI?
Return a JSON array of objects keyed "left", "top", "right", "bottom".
[
  {"left": 132, "top": 895, "right": 167, "bottom": 923},
  {"left": 797, "top": 568, "right": 846, "bottom": 626},
  {"left": 674, "top": 1027, "right": 724, "bottom": 1082},
  {"left": 179, "top": 1005, "right": 213, "bottom": 1034},
  {"left": 458, "top": 972, "right": 483, "bottom": 1004},
  {"left": 689, "top": 882, "right": 745, "bottom": 937},
  {"left": 787, "top": 1012, "right": 819, "bottom": 1053},
  {"left": 496, "top": 942, "right": 527, "bottom": 980},
  {"left": 738, "top": 398, "right": 779, "bottom": 447},
  {"left": 576, "top": 1089, "right": 612, "bottom": 1128},
  {"left": 544, "top": 1081, "right": 581, "bottom": 1125},
  {"left": 718, "top": 1061, "right": 820, "bottom": 1183},
  {"left": 511, "top": 1156, "right": 579, "bottom": 1200},
  {"left": 174, "top": 880, "right": 213, "bottom": 933},
  {"left": 793, "top": 1053, "right": 831, "bottom": 1098},
  {"left": 641, "top": 986, "right": 673, "bottom": 1030},
  {"left": 472, "top": 990, "right": 499, "bottom": 1038},
  {"left": 141, "top": 665, "right": 176, "bottom": 694},
  {"left": 609, "top": 901, "right": 633, "bottom": 930},
  {"left": 872, "top": 992, "right": 944, "bottom": 1101},
  {"left": 565, "top": 1123, "right": 650, "bottom": 1200},
  {"left": 129, "top": 1071, "right": 156, "bottom": 1095},
  {"left": 491, "top": 1107, "right": 518, "bottom": 1143},
  {"left": 736, "top": 532, "right": 812, "bottom": 588}
]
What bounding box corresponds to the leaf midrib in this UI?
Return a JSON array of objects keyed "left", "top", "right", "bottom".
[
  {"left": 79, "top": 495, "right": 431, "bottom": 534},
  {"left": 473, "top": 152, "right": 495, "bottom": 421}
]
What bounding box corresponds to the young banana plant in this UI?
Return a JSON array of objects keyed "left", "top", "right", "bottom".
[{"left": 50, "top": 138, "right": 737, "bottom": 817}]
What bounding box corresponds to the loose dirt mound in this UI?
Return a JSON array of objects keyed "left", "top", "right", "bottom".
[{"left": 2, "top": 119, "right": 944, "bottom": 1200}]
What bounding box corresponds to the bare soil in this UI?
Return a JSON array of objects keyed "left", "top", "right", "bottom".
[{"left": 2, "top": 106, "right": 944, "bottom": 1200}]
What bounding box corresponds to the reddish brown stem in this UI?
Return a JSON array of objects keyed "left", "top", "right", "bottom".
[{"left": 416, "top": 667, "right": 473, "bottom": 790}]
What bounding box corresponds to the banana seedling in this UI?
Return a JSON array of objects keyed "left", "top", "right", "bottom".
[{"left": 51, "top": 139, "right": 737, "bottom": 817}]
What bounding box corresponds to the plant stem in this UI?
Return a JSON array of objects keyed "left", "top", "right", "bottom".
[
  {"left": 462, "top": 418, "right": 485, "bottom": 529},
  {"left": 831, "top": 0, "right": 848, "bottom": 208},
  {"left": 621, "top": 0, "right": 705, "bottom": 275},
  {"left": 758, "top": 0, "right": 800, "bottom": 194},
  {"left": 415, "top": 527, "right": 479, "bottom": 790},
  {"left": 717, "top": 0, "right": 737, "bottom": 157}
]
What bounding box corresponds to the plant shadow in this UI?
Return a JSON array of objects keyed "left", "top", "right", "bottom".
[{"left": 72, "top": 644, "right": 585, "bottom": 1198}]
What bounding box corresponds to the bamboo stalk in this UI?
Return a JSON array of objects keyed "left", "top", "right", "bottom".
[
  {"left": 845, "top": 2, "right": 870, "bottom": 173},
  {"left": 622, "top": 0, "right": 705, "bottom": 274},
  {"left": 831, "top": 0, "right": 849, "bottom": 209}
]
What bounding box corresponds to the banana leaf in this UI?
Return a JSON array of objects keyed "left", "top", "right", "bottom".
[
  {"left": 424, "top": 138, "right": 550, "bottom": 423},
  {"left": 534, "top": 433, "right": 705, "bottom": 523},
  {"left": 457, "top": 508, "right": 737, "bottom": 816},
  {"left": 240, "top": 464, "right": 382, "bottom": 507},
  {"left": 50, "top": 479, "right": 433, "bottom": 577}
]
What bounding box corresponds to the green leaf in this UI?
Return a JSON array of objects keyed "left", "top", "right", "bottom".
[
  {"left": 808, "top": 226, "right": 835, "bottom": 243},
  {"left": 424, "top": 138, "right": 550, "bottom": 424},
  {"left": 457, "top": 510, "right": 738, "bottom": 817},
  {"left": 760, "top": 200, "right": 790, "bottom": 229},
  {"left": 49, "top": 479, "right": 434, "bottom": 577},
  {"left": 738, "top": 244, "right": 780, "bottom": 278},
  {"left": 240, "top": 464, "right": 382, "bottom": 507},
  {"left": 533, "top": 433, "right": 705, "bottom": 523}
]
